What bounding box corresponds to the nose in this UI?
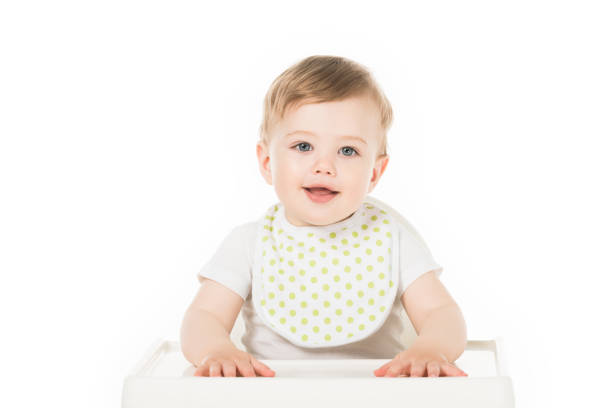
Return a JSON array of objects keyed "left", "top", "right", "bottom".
[{"left": 313, "top": 154, "right": 336, "bottom": 176}]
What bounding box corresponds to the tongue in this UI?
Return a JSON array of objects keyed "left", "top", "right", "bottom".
[{"left": 310, "top": 188, "right": 334, "bottom": 195}]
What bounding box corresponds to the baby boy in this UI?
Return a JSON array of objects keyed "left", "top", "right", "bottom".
[{"left": 181, "top": 55, "right": 468, "bottom": 378}]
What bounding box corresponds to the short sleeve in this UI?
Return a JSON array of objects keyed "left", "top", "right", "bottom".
[
  {"left": 196, "top": 222, "right": 256, "bottom": 301},
  {"left": 397, "top": 220, "right": 443, "bottom": 296}
]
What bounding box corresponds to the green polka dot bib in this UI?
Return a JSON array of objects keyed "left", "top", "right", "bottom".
[{"left": 252, "top": 200, "right": 399, "bottom": 348}]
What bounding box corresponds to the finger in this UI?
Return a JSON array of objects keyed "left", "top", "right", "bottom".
[
  {"left": 251, "top": 358, "right": 276, "bottom": 377},
  {"left": 373, "top": 361, "right": 394, "bottom": 376},
  {"left": 222, "top": 361, "right": 237, "bottom": 377},
  {"left": 193, "top": 362, "right": 209, "bottom": 377},
  {"left": 384, "top": 363, "right": 405, "bottom": 377},
  {"left": 209, "top": 361, "right": 222, "bottom": 377},
  {"left": 440, "top": 363, "right": 467, "bottom": 377},
  {"left": 410, "top": 361, "right": 427, "bottom": 377},
  {"left": 427, "top": 362, "right": 440, "bottom": 377},
  {"left": 235, "top": 359, "right": 256, "bottom": 377}
]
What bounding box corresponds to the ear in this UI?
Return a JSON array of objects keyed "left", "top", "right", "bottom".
[
  {"left": 367, "top": 154, "right": 389, "bottom": 193},
  {"left": 256, "top": 142, "right": 273, "bottom": 185}
]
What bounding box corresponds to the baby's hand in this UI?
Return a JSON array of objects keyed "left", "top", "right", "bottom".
[
  {"left": 193, "top": 344, "right": 275, "bottom": 377},
  {"left": 373, "top": 344, "right": 468, "bottom": 377}
]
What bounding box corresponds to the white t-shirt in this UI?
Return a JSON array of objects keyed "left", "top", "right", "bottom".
[{"left": 197, "top": 201, "right": 443, "bottom": 359}]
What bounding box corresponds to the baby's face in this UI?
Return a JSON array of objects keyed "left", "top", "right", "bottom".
[{"left": 257, "top": 95, "right": 389, "bottom": 227}]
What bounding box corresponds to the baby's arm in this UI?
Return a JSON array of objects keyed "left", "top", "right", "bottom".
[{"left": 180, "top": 278, "right": 274, "bottom": 377}]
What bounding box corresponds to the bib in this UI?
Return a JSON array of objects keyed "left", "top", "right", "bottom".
[{"left": 252, "top": 200, "right": 399, "bottom": 348}]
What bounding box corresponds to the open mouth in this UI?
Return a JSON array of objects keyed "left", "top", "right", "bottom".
[{"left": 303, "top": 187, "right": 339, "bottom": 203}]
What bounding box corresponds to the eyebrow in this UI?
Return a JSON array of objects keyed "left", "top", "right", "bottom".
[{"left": 285, "top": 130, "right": 368, "bottom": 145}]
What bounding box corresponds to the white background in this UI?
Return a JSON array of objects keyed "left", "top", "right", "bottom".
[{"left": 1, "top": 0, "right": 610, "bottom": 407}]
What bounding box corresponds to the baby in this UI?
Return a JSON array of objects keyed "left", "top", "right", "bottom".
[{"left": 181, "top": 55, "right": 468, "bottom": 378}]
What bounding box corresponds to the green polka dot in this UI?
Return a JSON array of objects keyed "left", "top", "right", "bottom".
[
  {"left": 379, "top": 289, "right": 386, "bottom": 296},
  {"left": 355, "top": 257, "right": 362, "bottom": 264},
  {"left": 369, "top": 315, "right": 376, "bottom": 321},
  {"left": 386, "top": 232, "right": 391, "bottom": 237},
  {"left": 361, "top": 224, "right": 368, "bottom": 230},
  {"left": 269, "top": 259, "right": 276, "bottom": 266},
  {"left": 358, "top": 324, "right": 365, "bottom": 330},
  {"left": 279, "top": 300, "right": 285, "bottom": 307},
  {"left": 344, "top": 266, "right": 351, "bottom": 273},
  {"left": 378, "top": 273, "right": 385, "bottom": 279},
  {"left": 298, "top": 242, "right": 304, "bottom": 247},
  {"left": 367, "top": 265, "right": 373, "bottom": 272},
  {"left": 368, "top": 282, "right": 374, "bottom": 288},
  {"left": 320, "top": 251, "right": 327, "bottom": 258},
  {"left": 312, "top": 309, "right": 319, "bottom": 316},
  {"left": 376, "top": 240, "right": 382, "bottom": 246},
  {"left": 299, "top": 269, "right": 306, "bottom": 276},
  {"left": 278, "top": 284, "right": 285, "bottom": 291},
  {"left": 287, "top": 235, "right": 294, "bottom": 240},
  {"left": 371, "top": 215, "right": 378, "bottom": 221},
  {"left": 348, "top": 333, "right": 354, "bottom": 338},
  {"left": 331, "top": 245, "right": 338, "bottom": 250},
  {"left": 300, "top": 301, "right": 307, "bottom": 308},
  {"left": 268, "top": 292, "right": 275, "bottom": 299},
  {"left": 309, "top": 246, "right": 315, "bottom": 252},
  {"left": 310, "top": 277, "right": 318, "bottom": 283},
  {"left": 368, "top": 298, "right": 375, "bottom": 305},
  {"left": 279, "top": 268, "right": 286, "bottom": 274},
  {"left": 389, "top": 280, "right": 394, "bottom": 287},
  {"left": 321, "top": 267, "right": 328, "bottom": 274},
  {"left": 380, "top": 306, "right": 386, "bottom": 312},
  {"left": 357, "top": 290, "right": 364, "bottom": 298},
  {"left": 290, "top": 310, "right": 296, "bottom": 316},
  {"left": 333, "top": 275, "right": 341, "bottom": 282},
  {"left": 307, "top": 233, "right": 314, "bottom": 237},
  {"left": 301, "top": 317, "right": 308, "bottom": 325},
  {"left": 345, "top": 283, "right": 352, "bottom": 290},
  {"left": 356, "top": 274, "right": 363, "bottom": 281},
  {"left": 373, "top": 227, "right": 380, "bottom": 232},
  {"left": 268, "top": 276, "right": 275, "bottom": 282},
  {"left": 325, "top": 334, "right": 332, "bottom": 341},
  {"left": 352, "top": 243, "right": 360, "bottom": 248},
  {"left": 301, "top": 334, "right": 308, "bottom": 341},
  {"left": 289, "top": 276, "right": 296, "bottom": 282},
  {"left": 322, "top": 284, "right": 330, "bottom": 291},
  {"left": 383, "top": 219, "right": 390, "bottom": 224},
  {"left": 346, "top": 299, "right": 354, "bottom": 306},
  {"left": 347, "top": 316, "right": 354, "bottom": 323},
  {"left": 300, "top": 284, "right": 306, "bottom": 292},
  {"left": 319, "top": 238, "right": 326, "bottom": 243},
  {"left": 377, "top": 256, "right": 384, "bottom": 263},
  {"left": 289, "top": 292, "right": 296, "bottom": 299},
  {"left": 260, "top": 299, "right": 266, "bottom": 306},
  {"left": 366, "top": 248, "right": 372, "bottom": 255},
  {"left": 262, "top": 236, "right": 269, "bottom": 242},
  {"left": 334, "top": 292, "right": 341, "bottom": 299},
  {"left": 335, "top": 309, "right": 342, "bottom": 316},
  {"left": 358, "top": 307, "right": 364, "bottom": 314},
  {"left": 268, "top": 309, "right": 275, "bottom": 316},
  {"left": 343, "top": 250, "right": 350, "bottom": 256},
  {"left": 290, "top": 326, "right": 296, "bottom": 333},
  {"left": 313, "top": 326, "right": 320, "bottom": 333},
  {"left": 309, "top": 260, "right": 316, "bottom": 267},
  {"left": 332, "top": 258, "right": 339, "bottom": 265},
  {"left": 352, "top": 231, "right": 358, "bottom": 238},
  {"left": 341, "top": 238, "right": 348, "bottom": 245},
  {"left": 311, "top": 292, "right": 319, "bottom": 300},
  {"left": 336, "top": 325, "right": 343, "bottom": 332},
  {"left": 324, "top": 317, "right": 331, "bottom": 324},
  {"left": 286, "top": 246, "right": 293, "bottom": 252},
  {"left": 329, "top": 232, "right": 336, "bottom": 238},
  {"left": 280, "top": 317, "right": 286, "bottom": 324},
  {"left": 324, "top": 301, "right": 331, "bottom": 308}
]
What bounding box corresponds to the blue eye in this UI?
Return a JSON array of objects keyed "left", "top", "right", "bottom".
[
  {"left": 295, "top": 142, "right": 312, "bottom": 152},
  {"left": 340, "top": 146, "right": 358, "bottom": 156}
]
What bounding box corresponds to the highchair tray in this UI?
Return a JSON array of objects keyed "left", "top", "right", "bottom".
[{"left": 122, "top": 338, "right": 515, "bottom": 408}]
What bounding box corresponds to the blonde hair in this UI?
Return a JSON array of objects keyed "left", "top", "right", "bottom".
[{"left": 258, "top": 55, "right": 393, "bottom": 157}]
